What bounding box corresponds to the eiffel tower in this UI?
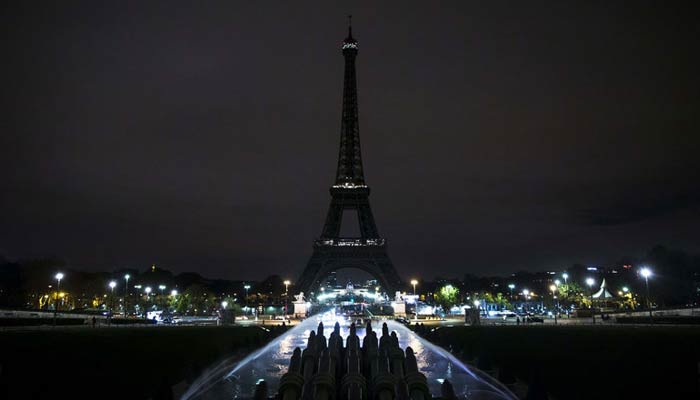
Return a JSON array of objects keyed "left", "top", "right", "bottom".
[{"left": 296, "top": 21, "right": 402, "bottom": 294}]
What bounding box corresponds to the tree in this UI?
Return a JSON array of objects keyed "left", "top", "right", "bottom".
[
  {"left": 557, "top": 282, "right": 586, "bottom": 307},
  {"left": 494, "top": 292, "right": 511, "bottom": 309},
  {"left": 435, "top": 284, "right": 459, "bottom": 313}
]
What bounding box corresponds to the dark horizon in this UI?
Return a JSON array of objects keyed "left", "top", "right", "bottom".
[{"left": 2, "top": 2, "right": 699, "bottom": 281}]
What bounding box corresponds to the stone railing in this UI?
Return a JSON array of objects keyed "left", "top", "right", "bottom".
[{"left": 251, "top": 321, "right": 458, "bottom": 399}]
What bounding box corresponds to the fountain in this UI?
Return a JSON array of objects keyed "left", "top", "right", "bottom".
[{"left": 181, "top": 314, "right": 516, "bottom": 399}]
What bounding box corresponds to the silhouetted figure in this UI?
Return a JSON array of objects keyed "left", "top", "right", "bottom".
[{"left": 91, "top": 316, "right": 96, "bottom": 327}]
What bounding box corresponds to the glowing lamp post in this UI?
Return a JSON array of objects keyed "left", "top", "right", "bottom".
[
  {"left": 144, "top": 286, "right": 152, "bottom": 319},
  {"left": 158, "top": 284, "right": 166, "bottom": 311},
  {"left": 586, "top": 277, "right": 595, "bottom": 324},
  {"left": 283, "top": 280, "right": 291, "bottom": 321},
  {"left": 522, "top": 289, "right": 530, "bottom": 312},
  {"left": 53, "top": 272, "right": 64, "bottom": 325},
  {"left": 243, "top": 284, "right": 251, "bottom": 314},
  {"left": 508, "top": 284, "right": 515, "bottom": 300},
  {"left": 221, "top": 300, "right": 228, "bottom": 309},
  {"left": 169, "top": 290, "right": 177, "bottom": 313},
  {"left": 410, "top": 280, "right": 419, "bottom": 320},
  {"left": 108, "top": 281, "right": 117, "bottom": 321},
  {"left": 549, "top": 284, "right": 558, "bottom": 324},
  {"left": 123, "top": 274, "right": 130, "bottom": 317},
  {"left": 562, "top": 273, "right": 569, "bottom": 284},
  {"left": 473, "top": 299, "right": 481, "bottom": 317},
  {"left": 640, "top": 267, "right": 653, "bottom": 321}
]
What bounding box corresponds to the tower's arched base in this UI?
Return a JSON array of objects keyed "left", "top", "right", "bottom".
[{"left": 297, "top": 243, "right": 402, "bottom": 294}]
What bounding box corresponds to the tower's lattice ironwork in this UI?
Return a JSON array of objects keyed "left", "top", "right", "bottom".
[{"left": 297, "top": 23, "right": 402, "bottom": 294}]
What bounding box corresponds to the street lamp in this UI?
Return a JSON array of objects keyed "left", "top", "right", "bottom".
[
  {"left": 411, "top": 279, "right": 419, "bottom": 321},
  {"left": 562, "top": 273, "right": 569, "bottom": 285},
  {"left": 243, "top": 284, "right": 251, "bottom": 311},
  {"left": 549, "top": 284, "right": 558, "bottom": 324},
  {"left": 586, "top": 278, "right": 595, "bottom": 324},
  {"left": 640, "top": 267, "right": 653, "bottom": 321},
  {"left": 123, "top": 274, "right": 130, "bottom": 317},
  {"left": 54, "top": 272, "right": 64, "bottom": 325},
  {"left": 108, "top": 281, "right": 117, "bottom": 322},
  {"left": 158, "top": 284, "right": 166, "bottom": 311},
  {"left": 144, "top": 286, "right": 152, "bottom": 319},
  {"left": 170, "top": 289, "right": 178, "bottom": 297},
  {"left": 522, "top": 289, "right": 530, "bottom": 312},
  {"left": 221, "top": 300, "right": 228, "bottom": 309},
  {"left": 283, "top": 280, "right": 291, "bottom": 320}
]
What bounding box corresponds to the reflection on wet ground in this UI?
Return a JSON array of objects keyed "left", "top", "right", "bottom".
[{"left": 183, "top": 314, "right": 516, "bottom": 399}]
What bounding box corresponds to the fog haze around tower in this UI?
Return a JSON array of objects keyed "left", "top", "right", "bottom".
[{"left": 1, "top": 2, "right": 699, "bottom": 280}]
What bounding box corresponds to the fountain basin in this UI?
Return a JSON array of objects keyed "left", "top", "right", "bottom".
[{"left": 182, "top": 314, "right": 517, "bottom": 399}]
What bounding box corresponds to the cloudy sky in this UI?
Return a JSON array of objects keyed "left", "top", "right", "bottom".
[{"left": 2, "top": 2, "right": 698, "bottom": 280}]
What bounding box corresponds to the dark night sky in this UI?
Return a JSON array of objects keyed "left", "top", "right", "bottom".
[{"left": 2, "top": 2, "right": 699, "bottom": 281}]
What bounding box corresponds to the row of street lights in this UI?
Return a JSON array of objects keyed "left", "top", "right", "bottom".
[
  {"left": 502, "top": 267, "right": 654, "bottom": 322},
  {"left": 51, "top": 272, "right": 179, "bottom": 319}
]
